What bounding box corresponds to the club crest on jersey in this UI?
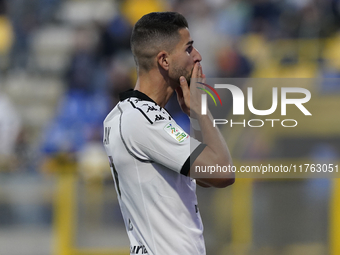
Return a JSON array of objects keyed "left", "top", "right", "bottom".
[{"left": 164, "top": 122, "right": 189, "bottom": 143}]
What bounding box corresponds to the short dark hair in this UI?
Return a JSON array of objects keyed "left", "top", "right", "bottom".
[{"left": 131, "top": 12, "right": 188, "bottom": 72}]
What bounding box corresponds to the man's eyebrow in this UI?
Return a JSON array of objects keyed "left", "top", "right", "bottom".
[{"left": 186, "top": 40, "right": 194, "bottom": 46}]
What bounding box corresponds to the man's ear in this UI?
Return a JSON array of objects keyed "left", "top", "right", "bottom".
[{"left": 157, "top": 51, "right": 170, "bottom": 71}]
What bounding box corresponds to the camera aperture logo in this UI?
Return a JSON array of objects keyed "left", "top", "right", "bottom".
[
  {"left": 197, "top": 82, "right": 222, "bottom": 106},
  {"left": 197, "top": 83, "right": 312, "bottom": 128}
]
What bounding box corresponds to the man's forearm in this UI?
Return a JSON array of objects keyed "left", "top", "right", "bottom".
[
  {"left": 197, "top": 111, "right": 232, "bottom": 166},
  {"left": 191, "top": 111, "right": 235, "bottom": 187}
]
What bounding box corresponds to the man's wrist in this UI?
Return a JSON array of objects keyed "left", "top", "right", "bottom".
[{"left": 189, "top": 117, "right": 201, "bottom": 131}]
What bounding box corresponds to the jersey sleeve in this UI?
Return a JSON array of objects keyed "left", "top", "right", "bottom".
[{"left": 120, "top": 110, "right": 205, "bottom": 176}]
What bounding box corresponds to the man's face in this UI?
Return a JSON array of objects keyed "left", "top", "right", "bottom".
[{"left": 168, "top": 28, "right": 202, "bottom": 85}]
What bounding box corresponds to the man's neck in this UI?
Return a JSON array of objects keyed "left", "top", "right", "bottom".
[{"left": 134, "top": 69, "right": 175, "bottom": 108}]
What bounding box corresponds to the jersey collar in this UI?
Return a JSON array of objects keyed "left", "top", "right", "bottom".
[{"left": 119, "top": 89, "right": 157, "bottom": 104}]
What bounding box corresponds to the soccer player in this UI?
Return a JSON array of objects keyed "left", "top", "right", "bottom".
[{"left": 103, "top": 12, "right": 234, "bottom": 255}]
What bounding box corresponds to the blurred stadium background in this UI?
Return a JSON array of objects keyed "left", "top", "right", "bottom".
[{"left": 0, "top": 0, "right": 340, "bottom": 254}]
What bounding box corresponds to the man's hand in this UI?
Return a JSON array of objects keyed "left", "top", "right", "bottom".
[
  {"left": 175, "top": 62, "right": 205, "bottom": 117},
  {"left": 176, "top": 63, "right": 235, "bottom": 188}
]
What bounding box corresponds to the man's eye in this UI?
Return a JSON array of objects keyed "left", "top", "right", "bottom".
[{"left": 186, "top": 46, "right": 193, "bottom": 54}]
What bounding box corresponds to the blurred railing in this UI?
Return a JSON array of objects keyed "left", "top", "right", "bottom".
[{"left": 50, "top": 159, "right": 340, "bottom": 255}]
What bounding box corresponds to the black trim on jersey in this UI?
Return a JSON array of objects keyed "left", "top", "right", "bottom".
[
  {"left": 120, "top": 89, "right": 157, "bottom": 104},
  {"left": 129, "top": 101, "right": 153, "bottom": 124},
  {"left": 180, "top": 144, "right": 207, "bottom": 176},
  {"left": 118, "top": 104, "right": 154, "bottom": 163},
  {"left": 120, "top": 89, "right": 173, "bottom": 120}
]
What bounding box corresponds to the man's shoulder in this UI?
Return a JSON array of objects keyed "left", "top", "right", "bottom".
[{"left": 122, "top": 97, "right": 172, "bottom": 125}]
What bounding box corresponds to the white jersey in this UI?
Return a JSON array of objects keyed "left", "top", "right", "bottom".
[{"left": 103, "top": 90, "right": 206, "bottom": 255}]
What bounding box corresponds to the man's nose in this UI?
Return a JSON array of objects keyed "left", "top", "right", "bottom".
[{"left": 194, "top": 47, "right": 202, "bottom": 62}]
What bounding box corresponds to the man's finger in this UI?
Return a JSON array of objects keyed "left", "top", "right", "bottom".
[
  {"left": 198, "top": 63, "right": 202, "bottom": 78},
  {"left": 191, "top": 62, "right": 200, "bottom": 79},
  {"left": 202, "top": 73, "right": 206, "bottom": 83},
  {"left": 179, "top": 76, "right": 191, "bottom": 99},
  {"left": 180, "top": 76, "right": 188, "bottom": 88}
]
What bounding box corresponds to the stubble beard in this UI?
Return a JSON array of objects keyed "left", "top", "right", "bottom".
[{"left": 170, "top": 66, "right": 192, "bottom": 87}]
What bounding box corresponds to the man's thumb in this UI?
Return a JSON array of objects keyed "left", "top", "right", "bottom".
[{"left": 180, "top": 76, "right": 189, "bottom": 92}]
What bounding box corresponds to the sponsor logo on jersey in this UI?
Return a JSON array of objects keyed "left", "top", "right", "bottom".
[
  {"left": 130, "top": 245, "right": 148, "bottom": 254},
  {"left": 155, "top": 114, "right": 166, "bottom": 121},
  {"left": 164, "top": 122, "right": 189, "bottom": 143},
  {"left": 144, "top": 105, "right": 158, "bottom": 112}
]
